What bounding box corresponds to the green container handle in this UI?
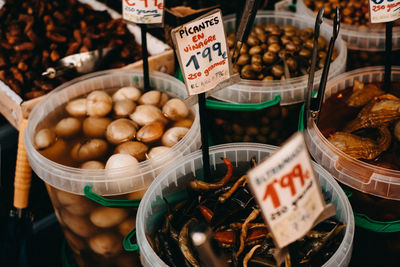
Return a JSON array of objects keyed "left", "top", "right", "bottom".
[
  {"left": 83, "top": 184, "right": 141, "bottom": 208},
  {"left": 354, "top": 213, "right": 400, "bottom": 233},
  {"left": 298, "top": 103, "right": 305, "bottom": 132},
  {"left": 206, "top": 94, "right": 281, "bottom": 111},
  {"left": 123, "top": 227, "right": 139, "bottom": 252}
]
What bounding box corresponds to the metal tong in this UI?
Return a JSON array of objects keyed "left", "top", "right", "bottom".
[
  {"left": 42, "top": 47, "right": 114, "bottom": 79},
  {"left": 231, "top": 0, "right": 262, "bottom": 66},
  {"left": 190, "top": 223, "right": 229, "bottom": 267},
  {"left": 304, "top": 7, "right": 340, "bottom": 128}
]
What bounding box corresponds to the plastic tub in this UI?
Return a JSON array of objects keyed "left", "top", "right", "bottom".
[
  {"left": 297, "top": 0, "right": 400, "bottom": 70},
  {"left": 24, "top": 69, "right": 201, "bottom": 267},
  {"left": 207, "top": 11, "right": 347, "bottom": 145},
  {"left": 136, "top": 143, "right": 355, "bottom": 267},
  {"left": 303, "top": 66, "right": 400, "bottom": 254}
]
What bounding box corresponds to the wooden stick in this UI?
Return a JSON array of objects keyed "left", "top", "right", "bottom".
[{"left": 13, "top": 119, "right": 32, "bottom": 210}]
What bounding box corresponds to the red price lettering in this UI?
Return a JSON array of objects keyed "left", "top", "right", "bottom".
[
  {"left": 188, "top": 72, "right": 202, "bottom": 80},
  {"left": 125, "top": 0, "right": 136, "bottom": 6},
  {"left": 138, "top": 0, "right": 163, "bottom": 8},
  {"left": 263, "top": 164, "right": 310, "bottom": 209},
  {"left": 372, "top": 4, "right": 386, "bottom": 12}
]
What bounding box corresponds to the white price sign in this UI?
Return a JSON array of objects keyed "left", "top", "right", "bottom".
[
  {"left": 172, "top": 9, "right": 233, "bottom": 95},
  {"left": 247, "top": 133, "right": 327, "bottom": 249},
  {"left": 123, "top": 0, "right": 164, "bottom": 24},
  {"left": 369, "top": 0, "right": 400, "bottom": 23}
]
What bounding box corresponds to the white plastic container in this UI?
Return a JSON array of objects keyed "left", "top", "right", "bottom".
[
  {"left": 304, "top": 66, "right": 400, "bottom": 258},
  {"left": 206, "top": 11, "right": 346, "bottom": 146},
  {"left": 297, "top": 0, "right": 400, "bottom": 69},
  {"left": 297, "top": 0, "right": 400, "bottom": 52},
  {"left": 24, "top": 69, "right": 201, "bottom": 267},
  {"left": 305, "top": 66, "right": 400, "bottom": 202},
  {"left": 137, "top": 143, "right": 355, "bottom": 267},
  {"left": 211, "top": 11, "right": 347, "bottom": 105}
]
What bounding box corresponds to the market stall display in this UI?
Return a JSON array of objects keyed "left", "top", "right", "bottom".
[
  {"left": 297, "top": 0, "right": 400, "bottom": 70},
  {"left": 303, "top": 66, "right": 400, "bottom": 258},
  {"left": 208, "top": 11, "right": 346, "bottom": 145},
  {"left": 24, "top": 70, "right": 201, "bottom": 266},
  {"left": 0, "top": 0, "right": 173, "bottom": 130},
  {"left": 136, "top": 143, "right": 354, "bottom": 267}
]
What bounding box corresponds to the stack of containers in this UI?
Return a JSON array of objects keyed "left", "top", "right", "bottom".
[
  {"left": 208, "top": 11, "right": 346, "bottom": 145},
  {"left": 297, "top": 0, "right": 400, "bottom": 70},
  {"left": 24, "top": 70, "right": 201, "bottom": 266},
  {"left": 136, "top": 143, "right": 355, "bottom": 267},
  {"left": 303, "top": 66, "right": 400, "bottom": 262}
]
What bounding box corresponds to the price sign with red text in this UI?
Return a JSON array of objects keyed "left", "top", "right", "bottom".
[
  {"left": 369, "top": 0, "right": 400, "bottom": 23},
  {"left": 247, "top": 133, "right": 327, "bottom": 249},
  {"left": 171, "top": 9, "right": 233, "bottom": 95},
  {"left": 123, "top": 0, "right": 164, "bottom": 24}
]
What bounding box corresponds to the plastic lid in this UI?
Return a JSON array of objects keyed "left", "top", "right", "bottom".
[
  {"left": 24, "top": 69, "right": 201, "bottom": 196},
  {"left": 305, "top": 66, "right": 400, "bottom": 200},
  {"left": 137, "top": 143, "right": 354, "bottom": 267},
  {"left": 297, "top": 0, "right": 400, "bottom": 51},
  {"left": 210, "top": 11, "right": 347, "bottom": 106}
]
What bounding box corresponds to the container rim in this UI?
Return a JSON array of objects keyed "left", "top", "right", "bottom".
[
  {"left": 137, "top": 142, "right": 354, "bottom": 267},
  {"left": 306, "top": 65, "right": 400, "bottom": 199},
  {"left": 24, "top": 69, "right": 200, "bottom": 193}
]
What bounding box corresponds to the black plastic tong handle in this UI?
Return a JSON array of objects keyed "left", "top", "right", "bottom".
[
  {"left": 304, "top": 7, "right": 324, "bottom": 129},
  {"left": 311, "top": 7, "right": 341, "bottom": 124},
  {"left": 232, "top": 0, "right": 262, "bottom": 65}
]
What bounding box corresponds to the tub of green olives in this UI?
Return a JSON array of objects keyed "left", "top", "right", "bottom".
[
  {"left": 24, "top": 69, "right": 201, "bottom": 266},
  {"left": 208, "top": 11, "right": 347, "bottom": 146}
]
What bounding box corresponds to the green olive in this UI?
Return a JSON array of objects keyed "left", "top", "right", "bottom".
[
  {"left": 267, "top": 36, "right": 279, "bottom": 45},
  {"left": 249, "top": 45, "right": 262, "bottom": 55},
  {"left": 241, "top": 65, "right": 256, "bottom": 80},
  {"left": 246, "top": 35, "right": 259, "bottom": 46},
  {"left": 299, "top": 48, "right": 311, "bottom": 58},
  {"left": 271, "top": 65, "right": 284, "bottom": 78},
  {"left": 251, "top": 63, "right": 263, "bottom": 73},
  {"left": 286, "top": 57, "right": 297, "bottom": 71},
  {"left": 237, "top": 54, "right": 250, "bottom": 66},
  {"left": 263, "top": 51, "right": 276, "bottom": 64},
  {"left": 251, "top": 54, "right": 263, "bottom": 65},
  {"left": 268, "top": 43, "right": 281, "bottom": 53}
]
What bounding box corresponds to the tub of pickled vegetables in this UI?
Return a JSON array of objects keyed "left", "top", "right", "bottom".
[
  {"left": 304, "top": 66, "right": 400, "bottom": 257},
  {"left": 24, "top": 69, "right": 201, "bottom": 266},
  {"left": 297, "top": 0, "right": 400, "bottom": 70},
  {"left": 136, "top": 143, "right": 354, "bottom": 267},
  {"left": 207, "top": 11, "right": 346, "bottom": 146}
]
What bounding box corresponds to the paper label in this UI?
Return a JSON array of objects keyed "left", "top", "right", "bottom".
[
  {"left": 122, "top": 0, "right": 164, "bottom": 24},
  {"left": 247, "top": 132, "right": 326, "bottom": 248},
  {"left": 171, "top": 9, "right": 233, "bottom": 95},
  {"left": 369, "top": 0, "right": 400, "bottom": 23}
]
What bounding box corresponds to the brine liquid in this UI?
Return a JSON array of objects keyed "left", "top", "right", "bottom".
[{"left": 318, "top": 83, "right": 400, "bottom": 170}]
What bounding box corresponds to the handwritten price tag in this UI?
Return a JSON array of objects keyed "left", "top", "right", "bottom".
[
  {"left": 123, "top": 0, "right": 164, "bottom": 24},
  {"left": 369, "top": 0, "right": 400, "bottom": 23},
  {"left": 247, "top": 132, "right": 327, "bottom": 249},
  {"left": 172, "top": 9, "right": 233, "bottom": 95}
]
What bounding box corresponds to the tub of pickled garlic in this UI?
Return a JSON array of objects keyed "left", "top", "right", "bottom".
[
  {"left": 207, "top": 11, "right": 346, "bottom": 146},
  {"left": 136, "top": 143, "right": 355, "bottom": 267},
  {"left": 24, "top": 69, "right": 201, "bottom": 267},
  {"left": 297, "top": 0, "right": 400, "bottom": 70},
  {"left": 303, "top": 66, "right": 400, "bottom": 261}
]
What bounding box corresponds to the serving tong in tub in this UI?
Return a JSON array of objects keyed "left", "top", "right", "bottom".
[
  {"left": 42, "top": 47, "right": 115, "bottom": 79},
  {"left": 304, "top": 7, "right": 340, "bottom": 128}
]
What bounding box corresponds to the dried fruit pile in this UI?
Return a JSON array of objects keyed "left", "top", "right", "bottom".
[{"left": 0, "top": 0, "right": 142, "bottom": 100}]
